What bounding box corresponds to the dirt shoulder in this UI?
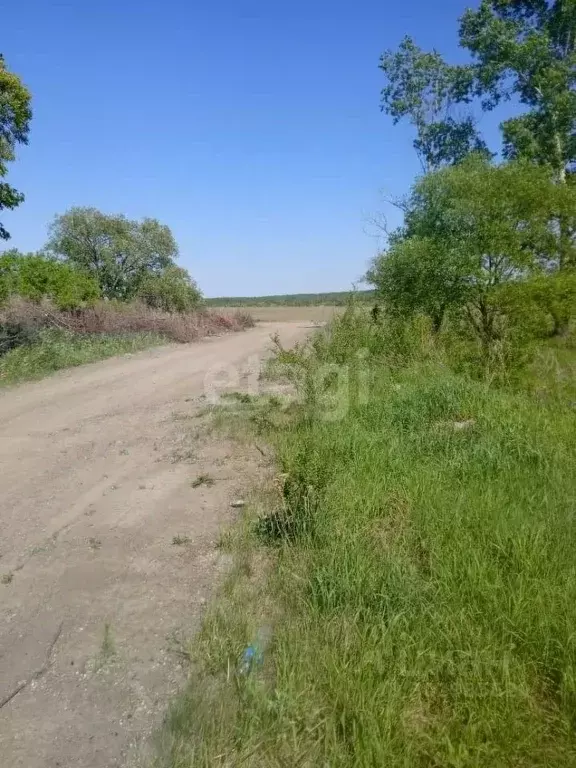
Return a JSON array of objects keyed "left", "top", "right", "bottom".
[{"left": 0, "top": 322, "right": 308, "bottom": 768}]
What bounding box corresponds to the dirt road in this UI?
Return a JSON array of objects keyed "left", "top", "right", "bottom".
[{"left": 0, "top": 322, "right": 308, "bottom": 768}]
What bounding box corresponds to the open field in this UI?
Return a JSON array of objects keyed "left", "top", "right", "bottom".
[
  {"left": 204, "top": 290, "right": 375, "bottom": 307},
  {"left": 225, "top": 304, "right": 344, "bottom": 323},
  {"left": 0, "top": 322, "right": 309, "bottom": 768}
]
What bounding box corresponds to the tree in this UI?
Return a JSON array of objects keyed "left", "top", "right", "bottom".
[
  {"left": 368, "top": 157, "right": 570, "bottom": 341},
  {"left": 460, "top": 0, "right": 576, "bottom": 182},
  {"left": 0, "top": 55, "right": 32, "bottom": 240},
  {"left": 380, "top": 2, "right": 576, "bottom": 179},
  {"left": 137, "top": 265, "right": 202, "bottom": 312},
  {"left": 47, "top": 208, "right": 180, "bottom": 300},
  {"left": 0, "top": 249, "right": 100, "bottom": 309},
  {"left": 461, "top": 0, "right": 576, "bottom": 269},
  {"left": 380, "top": 37, "right": 490, "bottom": 170}
]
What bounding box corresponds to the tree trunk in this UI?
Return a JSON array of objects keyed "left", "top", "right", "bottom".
[
  {"left": 555, "top": 131, "right": 566, "bottom": 186},
  {"left": 553, "top": 131, "right": 573, "bottom": 270},
  {"left": 431, "top": 307, "right": 445, "bottom": 333}
]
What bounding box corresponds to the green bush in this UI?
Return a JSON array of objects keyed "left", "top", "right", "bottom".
[
  {"left": 494, "top": 273, "right": 575, "bottom": 339},
  {"left": 136, "top": 265, "right": 202, "bottom": 313},
  {"left": 0, "top": 321, "right": 39, "bottom": 357},
  {"left": 0, "top": 250, "right": 100, "bottom": 309},
  {"left": 367, "top": 160, "right": 576, "bottom": 375},
  {"left": 470, "top": 274, "right": 576, "bottom": 385},
  {"left": 522, "top": 272, "right": 576, "bottom": 337}
]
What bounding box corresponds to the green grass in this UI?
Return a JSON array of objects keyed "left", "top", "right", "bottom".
[
  {"left": 0, "top": 329, "right": 166, "bottom": 386},
  {"left": 156, "top": 311, "right": 576, "bottom": 767},
  {"left": 526, "top": 335, "right": 576, "bottom": 404},
  {"left": 191, "top": 473, "right": 216, "bottom": 489}
]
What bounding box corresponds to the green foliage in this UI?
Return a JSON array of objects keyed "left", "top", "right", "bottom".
[
  {"left": 157, "top": 311, "right": 576, "bottom": 766},
  {"left": 368, "top": 235, "right": 465, "bottom": 331},
  {"left": 407, "top": 156, "right": 570, "bottom": 277},
  {"left": 460, "top": 0, "right": 576, "bottom": 180},
  {"left": 371, "top": 159, "right": 566, "bottom": 334},
  {"left": 380, "top": 37, "right": 489, "bottom": 169},
  {"left": 0, "top": 329, "right": 165, "bottom": 386},
  {"left": 497, "top": 271, "right": 576, "bottom": 338},
  {"left": 378, "top": 5, "right": 576, "bottom": 355},
  {"left": 46, "top": 207, "right": 183, "bottom": 300},
  {"left": 0, "top": 55, "right": 32, "bottom": 240},
  {"left": 529, "top": 271, "right": 576, "bottom": 335},
  {"left": 0, "top": 249, "right": 100, "bottom": 309},
  {"left": 380, "top": 2, "right": 576, "bottom": 178},
  {"left": 137, "top": 265, "right": 201, "bottom": 312}
]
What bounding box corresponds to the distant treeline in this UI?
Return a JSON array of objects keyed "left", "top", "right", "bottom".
[{"left": 204, "top": 290, "right": 375, "bottom": 307}]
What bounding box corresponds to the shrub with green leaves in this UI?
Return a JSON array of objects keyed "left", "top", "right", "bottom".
[
  {"left": 368, "top": 234, "right": 465, "bottom": 332},
  {"left": 369, "top": 159, "right": 576, "bottom": 380},
  {"left": 522, "top": 272, "right": 576, "bottom": 337},
  {"left": 0, "top": 250, "right": 100, "bottom": 309},
  {"left": 136, "top": 265, "right": 202, "bottom": 313}
]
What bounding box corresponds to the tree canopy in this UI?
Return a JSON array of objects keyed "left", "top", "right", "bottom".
[
  {"left": 46, "top": 208, "right": 183, "bottom": 300},
  {"left": 369, "top": 156, "right": 575, "bottom": 339},
  {"left": 380, "top": 38, "right": 488, "bottom": 170},
  {"left": 380, "top": 1, "right": 576, "bottom": 177},
  {"left": 0, "top": 55, "right": 32, "bottom": 240},
  {"left": 376, "top": 1, "right": 576, "bottom": 352}
]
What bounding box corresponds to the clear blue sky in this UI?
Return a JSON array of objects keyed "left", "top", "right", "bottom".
[{"left": 2, "top": 0, "right": 506, "bottom": 297}]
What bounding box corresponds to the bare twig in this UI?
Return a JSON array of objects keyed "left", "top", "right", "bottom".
[
  {"left": 0, "top": 621, "right": 64, "bottom": 710},
  {"left": 44, "top": 310, "right": 74, "bottom": 331}
]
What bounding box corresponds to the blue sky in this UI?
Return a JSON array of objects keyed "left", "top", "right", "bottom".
[{"left": 2, "top": 0, "right": 506, "bottom": 297}]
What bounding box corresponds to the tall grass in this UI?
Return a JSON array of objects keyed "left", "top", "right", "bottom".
[
  {"left": 0, "top": 329, "right": 166, "bottom": 385},
  {"left": 158, "top": 308, "right": 576, "bottom": 767}
]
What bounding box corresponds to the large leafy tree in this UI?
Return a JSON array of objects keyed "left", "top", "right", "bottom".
[
  {"left": 47, "top": 208, "right": 182, "bottom": 300},
  {"left": 461, "top": 0, "right": 576, "bottom": 181},
  {"left": 0, "top": 55, "right": 32, "bottom": 240},
  {"left": 369, "top": 157, "right": 573, "bottom": 339},
  {"left": 380, "top": 1, "right": 576, "bottom": 179}
]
